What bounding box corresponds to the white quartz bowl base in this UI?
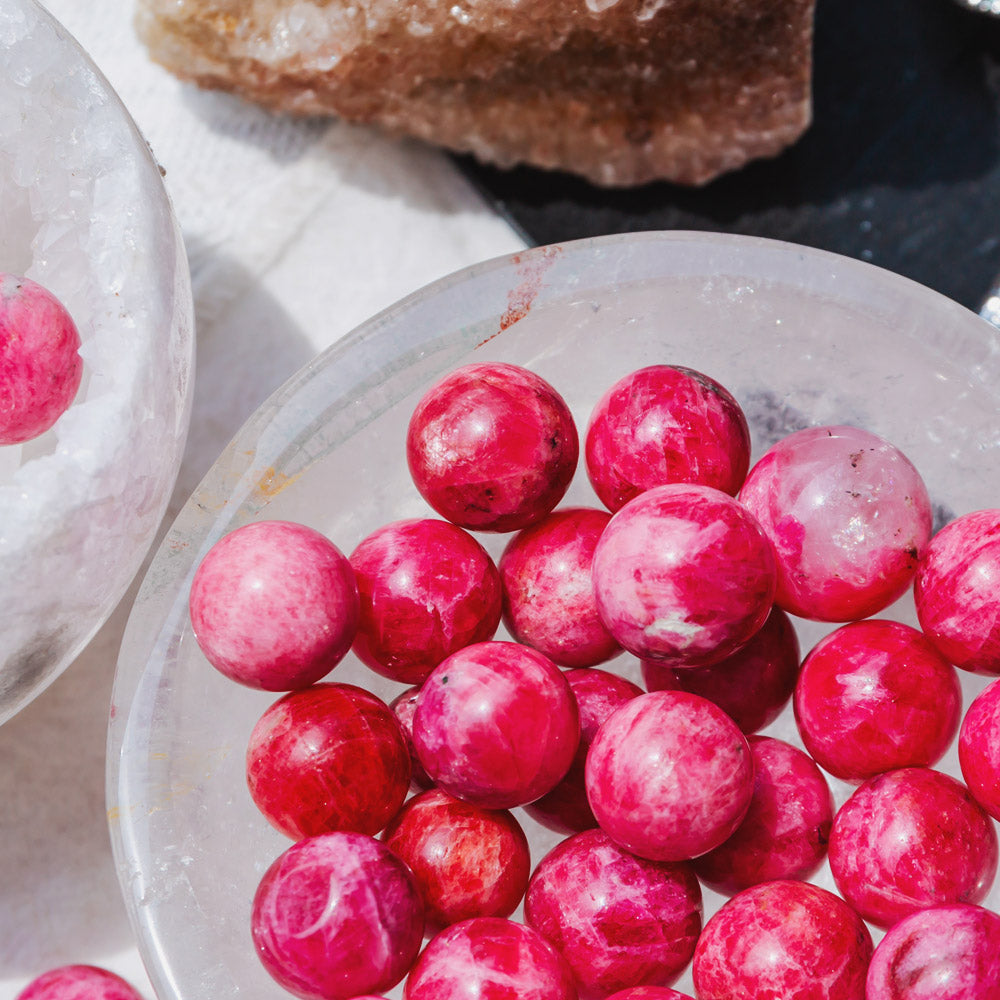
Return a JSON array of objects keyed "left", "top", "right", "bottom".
[{"left": 0, "top": 0, "right": 194, "bottom": 723}]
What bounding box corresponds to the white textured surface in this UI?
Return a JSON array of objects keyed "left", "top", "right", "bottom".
[{"left": 0, "top": 0, "right": 524, "bottom": 997}]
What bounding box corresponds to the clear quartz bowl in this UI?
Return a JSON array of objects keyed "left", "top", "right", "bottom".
[
  {"left": 0, "top": 0, "right": 194, "bottom": 722},
  {"left": 110, "top": 231, "right": 1000, "bottom": 999}
]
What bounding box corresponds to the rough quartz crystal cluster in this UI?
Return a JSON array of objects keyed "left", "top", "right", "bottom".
[
  {"left": 0, "top": 0, "right": 193, "bottom": 722},
  {"left": 134, "top": 0, "right": 816, "bottom": 187}
]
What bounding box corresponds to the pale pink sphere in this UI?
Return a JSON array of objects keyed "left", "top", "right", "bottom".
[
  {"left": 523, "top": 827, "right": 702, "bottom": 999},
  {"left": 641, "top": 605, "right": 800, "bottom": 734},
  {"left": 604, "top": 990, "right": 693, "bottom": 1000},
  {"left": 829, "top": 767, "right": 999, "bottom": 929},
  {"left": 794, "top": 619, "right": 961, "bottom": 782},
  {"left": 584, "top": 364, "right": 750, "bottom": 511},
  {"left": 403, "top": 917, "right": 578, "bottom": 1000},
  {"left": 189, "top": 520, "right": 359, "bottom": 690},
  {"left": 585, "top": 690, "right": 754, "bottom": 862},
  {"left": 915, "top": 509, "right": 1000, "bottom": 674},
  {"left": 350, "top": 518, "right": 503, "bottom": 685},
  {"left": 390, "top": 686, "right": 435, "bottom": 792},
  {"left": 412, "top": 641, "right": 579, "bottom": 809},
  {"left": 865, "top": 903, "right": 1000, "bottom": 1000},
  {"left": 692, "top": 880, "right": 873, "bottom": 1000},
  {"left": 499, "top": 507, "right": 620, "bottom": 668},
  {"left": 591, "top": 484, "right": 776, "bottom": 666},
  {"left": 251, "top": 832, "right": 424, "bottom": 1000},
  {"left": 960, "top": 679, "right": 1000, "bottom": 820},
  {"left": 406, "top": 362, "right": 578, "bottom": 533},
  {"left": 15, "top": 966, "right": 145, "bottom": 1000},
  {"left": 692, "top": 735, "right": 833, "bottom": 895},
  {"left": 0, "top": 273, "right": 83, "bottom": 444},
  {"left": 738, "top": 424, "right": 932, "bottom": 622}
]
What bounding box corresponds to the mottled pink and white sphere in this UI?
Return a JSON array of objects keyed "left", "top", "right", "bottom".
[
  {"left": 829, "top": 767, "right": 999, "bottom": 928},
  {"left": 406, "top": 362, "right": 578, "bottom": 533},
  {"left": 794, "top": 619, "right": 961, "bottom": 782},
  {"left": 692, "top": 880, "right": 873, "bottom": 1000},
  {"left": 584, "top": 364, "right": 751, "bottom": 511},
  {"left": 738, "top": 425, "right": 932, "bottom": 621},
  {"left": 604, "top": 990, "right": 693, "bottom": 1000},
  {"left": 692, "top": 735, "right": 833, "bottom": 895},
  {"left": 403, "top": 917, "right": 578, "bottom": 1000},
  {"left": 865, "top": 903, "right": 1000, "bottom": 1000},
  {"left": 0, "top": 273, "right": 83, "bottom": 445},
  {"left": 591, "top": 484, "right": 776, "bottom": 666},
  {"left": 390, "top": 686, "right": 435, "bottom": 792},
  {"left": 641, "top": 605, "right": 800, "bottom": 734},
  {"left": 246, "top": 683, "right": 410, "bottom": 839},
  {"left": 412, "top": 641, "right": 579, "bottom": 809},
  {"left": 349, "top": 518, "right": 503, "bottom": 685},
  {"left": 524, "top": 667, "right": 643, "bottom": 835},
  {"left": 15, "top": 966, "right": 145, "bottom": 1000},
  {"left": 524, "top": 828, "right": 702, "bottom": 999},
  {"left": 499, "top": 507, "right": 620, "bottom": 668},
  {"left": 251, "top": 832, "right": 424, "bottom": 1000},
  {"left": 189, "top": 520, "right": 359, "bottom": 690},
  {"left": 915, "top": 509, "right": 1000, "bottom": 674},
  {"left": 382, "top": 788, "right": 531, "bottom": 930},
  {"left": 960, "top": 679, "right": 1000, "bottom": 821},
  {"left": 585, "top": 690, "right": 754, "bottom": 862}
]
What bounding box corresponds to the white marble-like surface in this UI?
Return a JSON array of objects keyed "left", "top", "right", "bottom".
[{"left": 0, "top": 1, "right": 524, "bottom": 996}]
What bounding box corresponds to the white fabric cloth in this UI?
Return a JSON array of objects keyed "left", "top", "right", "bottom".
[{"left": 0, "top": 1, "right": 524, "bottom": 995}]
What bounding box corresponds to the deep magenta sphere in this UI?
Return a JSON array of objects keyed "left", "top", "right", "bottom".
[
  {"left": 252, "top": 832, "right": 424, "bottom": 1000},
  {"left": 523, "top": 667, "right": 643, "bottom": 835},
  {"left": 793, "top": 619, "right": 961, "bottom": 782},
  {"left": 960, "top": 679, "right": 1000, "bottom": 820},
  {"left": 189, "top": 520, "right": 359, "bottom": 690},
  {"left": 412, "top": 640, "right": 579, "bottom": 809},
  {"left": 382, "top": 788, "right": 531, "bottom": 930},
  {"left": 246, "top": 683, "right": 411, "bottom": 839},
  {"left": 829, "top": 767, "right": 999, "bottom": 928},
  {"left": 738, "top": 424, "right": 932, "bottom": 622},
  {"left": 349, "top": 517, "right": 503, "bottom": 684},
  {"left": 692, "top": 880, "right": 873, "bottom": 1000},
  {"left": 524, "top": 828, "right": 702, "bottom": 999},
  {"left": 641, "top": 605, "right": 800, "bottom": 734},
  {"left": 499, "top": 507, "right": 621, "bottom": 668},
  {"left": 914, "top": 509, "right": 1000, "bottom": 674},
  {"left": 692, "top": 735, "right": 833, "bottom": 895},
  {"left": 390, "top": 686, "right": 435, "bottom": 792},
  {"left": 15, "top": 966, "right": 145, "bottom": 1000},
  {"left": 585, "top": 690, "right": 754, "bottom": 862},
  {"left": 591, "top": 484, "right": 776, "bottom": 666},
  {"left": 406, "top": 362, "right": 578, "bottom": 533},
  {"left": 865, "top": 903, "right": 1000, "bottom": 999},
  {"left": 0, "top": 273, "right": 83, "bottom": 444},
  {"left": 584, "top": 364, "right": 751, "bottom": 512},
  {"left": 403, "top": 917, "right": 577, "bottom": 1000}
]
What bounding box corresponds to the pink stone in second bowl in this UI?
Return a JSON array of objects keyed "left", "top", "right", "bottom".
[
  {"left": 959, "top": 678, "right": 1000, "bottom": 821},
  {"left": 15, "top": 966, "right": 145, "bottom": 1000}
]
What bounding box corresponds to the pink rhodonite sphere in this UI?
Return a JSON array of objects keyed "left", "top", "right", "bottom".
[
  {"left": 349, "top": 517, "right": 503, "bottom": 685},
  {"left": 960, "top": 679, "right": 1000, "bottom": 820},
  {"left": 406, "top": 362, "right": 578, "bottom": 533},
  {"left": 499, "top": 506, "right": 620, "bottom": 668},
  {"left": 738, "top": 424, "right": 932, "bottom": 621},
  {"left": 604, "top": 990, "right": 693, "bottom": 1000},
  {"left": 692, "top": 880, "right": 873, "bottom": 1000},
  {"left": 251, "top": 832, "right": 424, "bottom": 1000},
  {"left": 793, "top": 619, "right": 961, "bottom": 782},
  {"left": 0, "top": 273, "right": 83, "bottom": 445},
  {"left": 914, "top": 509, "right": 1000, "bottom": 674},
  {"left": 591, "top": 484, "right": 776, "bottom": 666},
  {"left": 403, "top": 917, "right": 578, "bottom": 1000},
  {"left": 412, "top": 640, "right": 579, "bottom": 809},
  {"left": 15, "top": 965, "right": 145, "bottom": 1000},
  {"left": 584, "top": 364, "right": 751, "bottom": 511},
  {"left": 390, "top": 686, "right": 435, "bottom": 792},
  {"left": 692, "top": 735, "right": 833, "bottom": 895},
  {"left": 189, "top": 520, "right": 359, "bottom": 690},
  {"left": 524, "top": 828, "right": 702, "bottom": 999},
  {"left": 246, "top": 683, "right": 410, "bottom": 839},
  {"left": 865, "top": 903, "right": 1000, "bottom": 1000},
  {"left": 585, "top": 690, "right": 754, "bottom": 862},
  {"left": 829, "top": 767, "right": 999, "bottom": 928}
]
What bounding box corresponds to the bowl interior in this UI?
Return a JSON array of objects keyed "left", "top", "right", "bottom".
[{"left": 110, "top": 231, "right": 1000, "bottom": 999}]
